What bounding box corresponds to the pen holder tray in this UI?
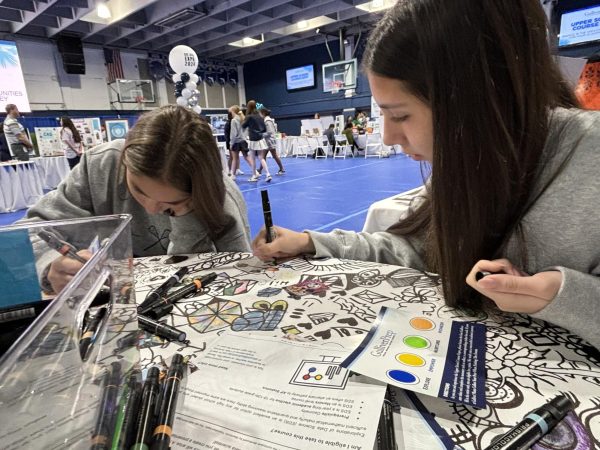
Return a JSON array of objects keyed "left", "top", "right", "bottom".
[{"left": 0, "top": 215, "right": 139, "bottom": 449}]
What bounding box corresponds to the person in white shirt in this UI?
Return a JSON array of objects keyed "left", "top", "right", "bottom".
[
  {"left": 60, "top": 117, "right": 83, "bottom": 169},
  {"left": 3, "top": 104, "right": 33, "bottom": 161}
]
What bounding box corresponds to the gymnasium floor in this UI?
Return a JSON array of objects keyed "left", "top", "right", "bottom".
[{"left": 0, "top": 154, "right": 425, "bottom": 235}]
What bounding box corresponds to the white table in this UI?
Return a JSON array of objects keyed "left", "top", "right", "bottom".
[
  {"left": 275, "top": 136, "right": 299, "bottom": 157},
  {"left": 32, "top": 156, "right": 70, "bottom": 190},
  {"left": 362, "top": 186, "right": 425, "bottom": 232},
  {"left": 0, "top": 160, "right": 44, "bottom": 213}
]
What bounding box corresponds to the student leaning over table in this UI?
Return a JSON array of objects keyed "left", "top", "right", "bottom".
[
  {"left": 253, "top": 0, "right": 600, "bottom": 350},
  {"left": 21, "top": 105, "right": 251, "bottom": 294}
]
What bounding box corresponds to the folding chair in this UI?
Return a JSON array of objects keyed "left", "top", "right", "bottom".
[
  {"left": 364, "top": 132, "right": 382, "bottom": 158},
  {"left": 333, "top": 135, "right": 352, "bottom": 159},
  {"left": 293, "top": 136, "right": 310, "bottom": 158}
]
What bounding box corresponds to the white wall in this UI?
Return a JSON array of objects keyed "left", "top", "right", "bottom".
[{"left": 15, "top": 38, "right": 166, "bottom": 111}]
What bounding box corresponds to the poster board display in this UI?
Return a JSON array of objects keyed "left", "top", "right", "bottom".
[
  {"left": 72, "top": 118, "right": 103, "bottom": 149},
  {"left": 105, "top": 119, "right": 130, "bottom": 142},
  {"left": 34, "top": 127, "right": 63, "bottom": 156}
]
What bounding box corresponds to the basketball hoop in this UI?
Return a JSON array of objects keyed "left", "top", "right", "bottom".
[
  {"left": 331, "top": 80, "right": 343, "bottom": 94},
  {"left": 135, "top": 95, "right": 145, "bottom": 104}
]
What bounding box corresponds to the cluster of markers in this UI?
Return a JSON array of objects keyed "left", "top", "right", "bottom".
[
  {"left": 91, "top": 355, "right": 185, "bottom": 450},
  {"left": 136, "top": 267, "right": 217, "bottom": 342}
]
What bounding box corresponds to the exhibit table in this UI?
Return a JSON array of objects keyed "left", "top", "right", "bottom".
[
  {"left": 133, "top": 252, "right": 600, "bottom": 450},
  {"left": 32, "top": 156, "right": 70, "bottom": 190},
  {"left": 0, "top": 160, "right": 44, "bottom": 213},
  {"left": 363, "top": 186, "right": 425, "bottom": 232}
]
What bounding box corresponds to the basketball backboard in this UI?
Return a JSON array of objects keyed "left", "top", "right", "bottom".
[
  {"left": 322, "top": 59, "right": 357, "bottom": 93},
  {"left": 110, "top": 79, "right": 155, "bottom": 103}
]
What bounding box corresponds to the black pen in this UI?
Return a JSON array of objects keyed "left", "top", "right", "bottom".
[
  {"left": 138, "top": 272, "right": 217, "bottom": 315},
  {"left": 152, "top": 354, "right": 185, "bottom": 450},
  {"left": 38, "top": 229, "right": 88, "bottom": 264},
  {"left": 145, "top": 303, "right": 174, "bottom": 320},
  {"left": 91, "top": 362, "right": 122, "bottom": 450},
  {"left": 138, "top": 267, "right": 189, "bottom": 312},
  {"left": 131, "top": 367, "right": 161, "bottom": 450},
  {"left": 261, "top": 189, "right": 275, "bottom": 243},
  {"left": 475, "top": 271, "right": 493, "bottom": 281},
  {"left": 80, "top": 307, "right": 107, "bottom": 360},
  {"left": 113, "top": 372, "right": 142, "bottom": 450},
  {"left": 484, "top": 395, "right": 574, "bottom": 450},
  {"left": 375, "top": 388, "right": 397, "bottom": 450},
  {"left": 138, "top": 315, "right": 187, "bottom": 342}
]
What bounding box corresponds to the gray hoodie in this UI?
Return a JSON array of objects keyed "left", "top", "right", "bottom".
[
  {"left": 307, "top": 108, "right": 600, "bottom": 350},
  {"left": 23, "top": 139, "right": 251, "bottom": 260}
]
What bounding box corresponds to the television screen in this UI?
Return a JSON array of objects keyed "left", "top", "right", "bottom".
[
  {"left": 286, "top": 64, "right": 315, "bottom": 91},
  {"left": 558, "top": 4, "right": 600, "bottom": 47}
]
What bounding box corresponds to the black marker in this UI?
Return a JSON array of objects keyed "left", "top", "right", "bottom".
[
  {"left": 138, "top": 315, "right": 187, "bottom": 342},
  {"left": 475, "top": 271, "right": 493, "bottom": 281},
  {"left": 131, "top": 367, "right": 160, "bottom": 450},
  {"left": 145, "top": 303, "right": 174, "bottom": 320},
  {"left": 38, "top": 229, "right": 88, "bottom": 264},
  {"left": 261, "top": 189, "right": 275, "bottom": 243},
  {"left": 375, "top": 388, "right": 397, "bottom": 450},
  {"left": 483, "top": 395, "right": 574, "bottom": 450},
  {"left": 152, "top": 354, "right": 185, "bottom": 450},
  {"left": 138, "top": 273, "right": 217, "bottom": 315},
  {"left": 80, "top": 307, "right": 107, "bottom": 360},
  {"left": 91, "top": 362, "right": 122, "bottom": 450},
  {"left": 138, "top": 267, "right": 189, "bottom": 312}
]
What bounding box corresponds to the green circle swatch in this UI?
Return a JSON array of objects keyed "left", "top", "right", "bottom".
[{"left": 403, "top": 335, "right": 430, "bottom": 349}]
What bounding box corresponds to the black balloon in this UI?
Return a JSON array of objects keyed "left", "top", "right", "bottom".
[
  {"left": 175, "top": 81, "right": 185, "bottom": 90},
  {"left": 174, "top": 89, "right": 182, "bottom": 97},
  {"left": 180, "top": 72, "right": 190, "bottom": 83}
]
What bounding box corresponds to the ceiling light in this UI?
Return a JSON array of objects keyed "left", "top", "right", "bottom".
[
  {"left": 229, "top": 34, "right": 265, "bottom": 48},
  {"left": 298, "top": 20, "right": 308, "bottom": 29},
  {"left": 272, "top": 16, "right": 336, "bottom": 35},
  {"left": 355, "top": 0, "right": 395, "bottom": 13},
  {"left": 97, "top": 2, "right": 111, "bottom": 19}
]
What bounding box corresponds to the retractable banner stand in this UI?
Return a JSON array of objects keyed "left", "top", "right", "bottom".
[{"left": 0, "top": 40, "right": 31, "bottom": 113}]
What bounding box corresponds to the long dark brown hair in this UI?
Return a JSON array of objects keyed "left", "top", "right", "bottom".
[
  {"left": 363, "top": 0, "right": 578, "bottom": 311},
  {"left": 60, "top": 117, "right": 82, "bottom": 143},
  {"left": 122, "top": 105, "right": 230, "bottom": 237}
]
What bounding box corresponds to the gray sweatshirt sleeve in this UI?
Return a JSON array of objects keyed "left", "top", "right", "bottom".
[
  {"left": 531, "top": 266, "right": 600, "bottom": 350},
  {"left": 306, "top": 229, "right": 428, "bottom": 270}
]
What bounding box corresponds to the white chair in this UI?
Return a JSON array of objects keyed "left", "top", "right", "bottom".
[
  {"left": 293, "top": 136, "right": 310, "bottom": 158},
  {"left": 315, "top": 136, "right": 329, "bottom": 159},
  {"left": 364, "top": 133, "right": 382, "bottom": 158},
  {"left": 333, "top": 135, "right": 353, "bottom": 159}
]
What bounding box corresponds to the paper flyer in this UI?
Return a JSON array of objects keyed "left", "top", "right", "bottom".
[
  {"left": 171, "top": 333, "right": 387, "bottom": 450},
  {"left": 341, "top": 306, "right": 486, "bottom": 408}
]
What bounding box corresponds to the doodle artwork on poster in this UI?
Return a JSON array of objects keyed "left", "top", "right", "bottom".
[{"left": 131, "top": 253, "right": 600, "bottom": 450}]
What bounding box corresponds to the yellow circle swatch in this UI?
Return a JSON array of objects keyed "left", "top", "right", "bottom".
[{"left": 396, "top": 353, "right": 426, "bottom": 367}]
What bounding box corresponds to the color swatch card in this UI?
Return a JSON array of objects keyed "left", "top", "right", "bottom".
[{"left": 341, "top": 306, "right": 486, "bottom": 408}]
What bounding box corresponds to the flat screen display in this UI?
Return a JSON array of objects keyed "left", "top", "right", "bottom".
[
  {"left": 286, "top": 64, "right": 315, "bottom": 91},
  {"left": 559, "top": 4, "right": 600, "bottom": 47}
]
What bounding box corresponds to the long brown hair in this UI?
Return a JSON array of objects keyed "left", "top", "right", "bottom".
[
  {"left": 122, "top": 105, "right": 230, "bottom": 237},
  {"left": 363, "top": 0, "right": 578, "bottom": 311},
  {"left": 60, "top": 117, "right": 82, "bottom": 143},
  {"left": 246, "top": 100, "right": 258, "bottom": 116}
]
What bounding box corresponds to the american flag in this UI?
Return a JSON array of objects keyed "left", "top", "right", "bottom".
[{"left": 104, "top": 48, "right": 124, "bottom": 83}]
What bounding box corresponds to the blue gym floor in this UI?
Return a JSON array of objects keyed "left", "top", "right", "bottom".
[{"left": 0, "top": 155, "right": 424, "bottom": 235}]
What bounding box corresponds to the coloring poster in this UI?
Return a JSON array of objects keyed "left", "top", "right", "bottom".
[{"left": 133, "top": 253, "right": 600, "bottom": 450}]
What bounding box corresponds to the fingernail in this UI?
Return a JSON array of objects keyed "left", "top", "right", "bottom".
[{"left": 478, "top": 277, "right": 497, "bottom": 289}]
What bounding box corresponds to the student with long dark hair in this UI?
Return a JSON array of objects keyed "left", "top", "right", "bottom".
[
  {"left": 253, "top": 0, "right": 600, "bottom": 349},
  {"left": 242, "top": 100, "right": 270, "bottom": 182},
  {"left": 24, "top": 105, "right": 251, "bottom": 293},
  {"left": 60, "top": 116, "right": 83, "bottom": 169}
]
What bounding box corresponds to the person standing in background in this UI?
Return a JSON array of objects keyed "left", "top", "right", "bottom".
[
  {"left": 229, "top": 105, "right": 258, "bottom": 181},
  {"left": 259, "top": 107, "right": 285, "bottom": 175},
  {"left": 3, "top": 104, "right": 33, "bottom": 161},
  {"left": 60, "top": 117, "right": 83, "bottom": 169},
  {"left": 242, "top": 100, "right": 270, "bottom": 182}
]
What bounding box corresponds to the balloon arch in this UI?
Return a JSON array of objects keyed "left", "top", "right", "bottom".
[{"left": 168, "top": 45, "right": 203, "bottom": 115}]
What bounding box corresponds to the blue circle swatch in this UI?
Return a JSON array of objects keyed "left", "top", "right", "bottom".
[{"left": 387, "top": 369, "right": 419, "bottom": 385}]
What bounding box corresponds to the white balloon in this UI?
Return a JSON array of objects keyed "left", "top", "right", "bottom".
[
  {"left": 176, "top": 96, "right": 188, "bottom": 107},
  {"left": 168, "top": 45, "right": 198, "bottom": 74},
  {"left": 191, "top": 89, "right": 199, "bottom": 96},
  {"left": 192, "top": 105, "right": 202, "bottom": 114},
  {"left": 172, "top": 73, "right": 181, "bottom": 83},
  {"left": 181, "top": 88, "right": 192, "bottom": 99},
  {"left": 190, "top": 74, "right": 199, "bottom": 83},
  {"left": 185, "top": 81, "right": 197, "bottom": 90},
  {"left": 188, "top": 98, "right": 198, "bottom": 107}
]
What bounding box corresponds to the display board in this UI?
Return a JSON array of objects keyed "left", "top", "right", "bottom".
[
  {"left": 105, "top": 119, "right": 129, "bottom": 142},
  {"left": 34, "top": 127, "right": 63, "bottom": 156},
  {"left": 207, "top": 114, "right": 228, "bottom": 136},
  {"left": 72, "top": 118, "right": 103, "bottom": 149},
  {"left": 0, "top": 40, "right": 31, "bottom": 113}
]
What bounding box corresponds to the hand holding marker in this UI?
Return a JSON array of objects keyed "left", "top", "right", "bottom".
[
  {"left": 38, "top": 229, "right": 88, "bottom": 264},
  {"left": 261, "top": 189, "right": 275, "bottom": 243}
]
